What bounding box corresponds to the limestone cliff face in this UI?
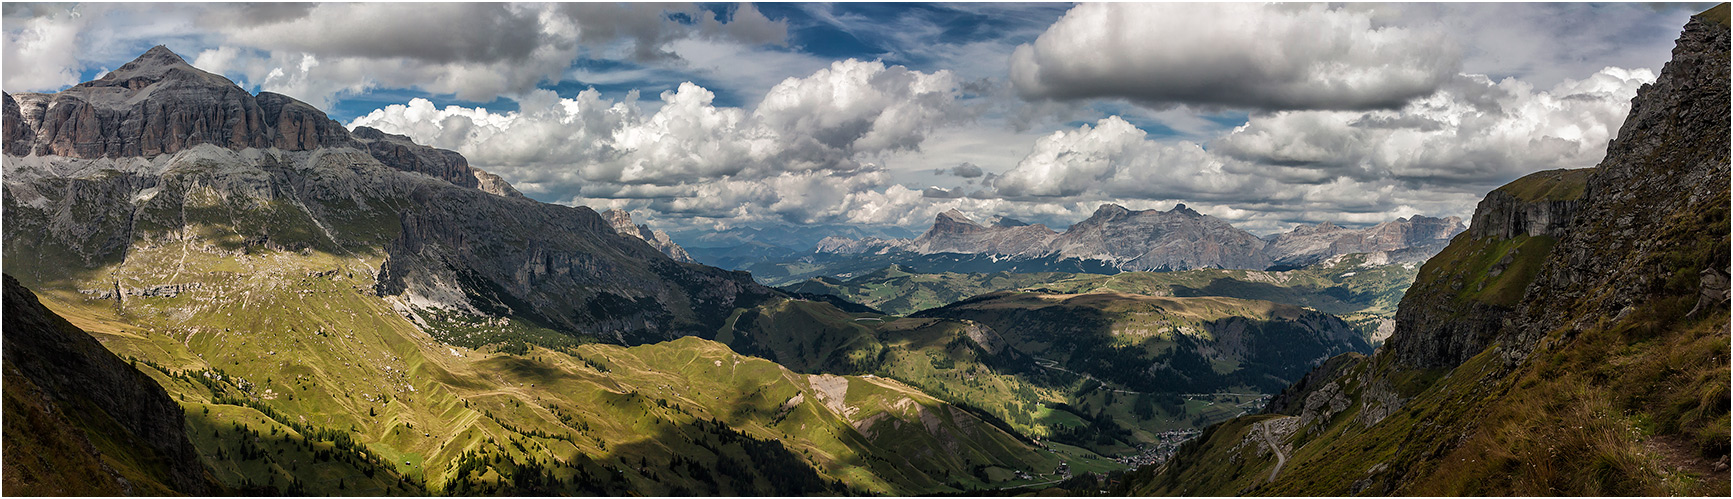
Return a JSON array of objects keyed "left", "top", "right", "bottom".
[
  {"left": 1050, "top": 203, "right": 1272, "bottom": 271},
  {"left": 1266, "top": 215, "right": 1464, "bottom": 268},
  {"left": 1384, "top": 169, "right": 1589, "bottom": 370},
  {"left": 351, "top": 126, "right": 477, "bottom": 189},
  {"left": 1464, "top": 169, "right": 1588, "bottom": 240},
  {"left": 0, "top": 46, "right": 521, "bottom": 196},
  {"left": 2, "top": 46, "right": 357, "bottom": 158},
  {"left": 472, "top": 168, "right": 525, "bottom": 198},
  {"left": 905, "top": 209, "right": 1057, "bottom": 256},
  {"left": 600, "top": 209, "right": 696, "bottom": 263}
]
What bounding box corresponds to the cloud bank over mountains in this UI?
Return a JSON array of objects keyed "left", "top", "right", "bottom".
[
  {"left": 1009, "top": 3, "right": 1460, "bottom": 111},
  {"left": 1, "top": 2, "right": 1699, "bottom": 234}
]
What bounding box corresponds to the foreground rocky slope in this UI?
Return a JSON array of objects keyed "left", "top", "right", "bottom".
[
  {"left": 817, "top": 205, "right": 1461, "bottom": 273},
  {"left": 2, "top": 274, "right": 220, "bottom": 495},
  {"left": 1126, "top": 8, "right": 1729, "bottom": 496}
]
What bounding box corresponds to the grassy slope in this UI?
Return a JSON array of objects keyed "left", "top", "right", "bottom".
[
  {"left": 783, "top": 254, "right": 1416, "bottom": 342},
  {"left": 23, "top": 239, "right": 1081, "bottom": 495},
  {"left": 721, "top": 288, "right": 1367, "bottom": 460}
]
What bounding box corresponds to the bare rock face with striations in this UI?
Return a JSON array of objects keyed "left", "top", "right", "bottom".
[
  {"left": 1383, "top": 169, "right": 1588, "bottom": 369},
  {"left": 820, "top": 203, "right": 1458, "bottom": 272},
  {"left": 3, "top": 45, "right": 773, "bottom": 346},
  {"left": 3, "top": 46, "right": 358, "bottom": 158},
  {"left": 906, "top": 208, "right": 1058, "bottom": 256},
  {"left": 1266, "top": 215, "right": 1465, "bottom": 268},
  {"left": 471, "top": 167, "right": 526, "bottom": 198},
  {"left": 600, "top": 209, "right": 696, "bottom": 263},
  {"left": 1048, "top": 203, "right": 1272, "bottom": 271},
  {"left": 351, "top": 126, "right": 478, "bottom": 189}
]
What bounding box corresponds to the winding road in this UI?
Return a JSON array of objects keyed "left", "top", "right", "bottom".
[{"left": 1259, "top": 420, "right": 1288, "bottom": 483}]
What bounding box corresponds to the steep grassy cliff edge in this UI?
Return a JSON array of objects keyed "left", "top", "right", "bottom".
[{"left": 1126, "top": 7, "right": 1730, "bottom": 496}]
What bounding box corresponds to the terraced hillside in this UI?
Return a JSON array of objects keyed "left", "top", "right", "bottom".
[
  {"left": 1123, "top": 8, "right": 1730, "bottom": 496},
  {"left": 703, "top": 289, "right": 1370, "bottom": 460},
  {"left": 20, "top": 259, "right": 1084, "bottom": 494}
]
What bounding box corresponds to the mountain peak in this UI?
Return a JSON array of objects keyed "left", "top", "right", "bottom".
[
  {"left": 136, "top": 45, "right": 189, "bottom": 66},
  {"left": 75, "top": 44, "right": 234, "bottom": 93},
  {"left": 1169, "top": 203, "right": 1200, "bottom": 217},
  {"left": 936, "top": 209, "right": 978, "bottom": 226},
  {"left": 1091, "top": 203, "right": 1131, "bottom": 218}
]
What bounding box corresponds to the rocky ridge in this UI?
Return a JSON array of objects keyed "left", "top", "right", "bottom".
[
  {"left": 1264, "top": 215, "right": 1464, "bottom": 268},
  {"left": 3, "top": 46, "right": 514, "bottom": 197},
  {"left": 471, "top": 167, "right": 525, "bottom": 198},
  {"left": 820, "top": 204, "right": 1461, "bottom": 272},
  {"left": 601, "top": 209, "right": 696, "bottom": 263},
  {"left": 4, "top": 46, "right": 354, "bottom": 159},
  {"left": 3, "top": 46, "right": 775, "bottom": 345},
  {"left": 1383, "top": 169, "right": 1588, "bottom": 369}
]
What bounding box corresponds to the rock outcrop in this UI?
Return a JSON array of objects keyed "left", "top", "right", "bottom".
[
  {"left": 2, "top": 274, "right": 219, "bottom": 495},
  {"left": 2, "top": 46, "right": 358, "bottom": 158},
  {"left": 1265, "top": 215, "right": 1464, "bottom": 268},
  {"left": 1500, "top": 10, "right": 1730, "bottom": 364},
  {"left": 472, "top": 167, "right": 525, "bottom": 198},
  {"left": 600, "top": 209, "right": 696, "bottom": 263},
  {"left": 1464, "top": 169, "right": 1587, "bottom": 240},
  {"left": 1383, "top": 170, "right": 1589, "bottom": 370},
  {"left": 350, "top": 126, "right": 477, "bottom": 189}
]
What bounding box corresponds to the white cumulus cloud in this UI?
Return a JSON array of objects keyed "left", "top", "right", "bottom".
[
  {"left": 992, "top": 116, "right": 1272, "bottom": 201},
  {"left": 350, "top": 59, "right": 964, "bottom": 227},
  {"left": 2, "top": 7, "right": 86, "bottom": 91},
  {"left": 1009, "top": 3, "right": 1460, "bottom": 111},
  {"left": 1213, "top": 66, "right": 1653, "bottom": 191}
]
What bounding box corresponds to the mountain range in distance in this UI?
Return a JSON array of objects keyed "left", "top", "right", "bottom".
[{"left": 809, "top": 204, "right": 1463, "bottom": 273}]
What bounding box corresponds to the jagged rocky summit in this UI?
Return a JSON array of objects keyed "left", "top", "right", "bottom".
[
  {"left": 2, "top": 46, "right": 775, "bottom": 344},
  {"left": 600, "top": 209, "right": 695, "bottom": 263},
  {"left": 820, "top": 203, "right": 1462, "bottom": 272}
]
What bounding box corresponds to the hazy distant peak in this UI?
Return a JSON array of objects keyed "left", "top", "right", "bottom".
[{"left": 936, "top": 208, "right": 977, "bottom": 225}]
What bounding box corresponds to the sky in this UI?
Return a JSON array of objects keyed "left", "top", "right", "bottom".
[{"left": 1, "top": 2, "right": 1712, "bottom": 237}]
